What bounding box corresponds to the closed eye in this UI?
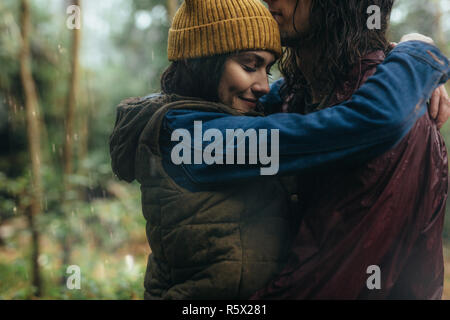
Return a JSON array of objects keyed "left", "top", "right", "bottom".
[{"left": 241, "top": 64, "right": 257, "bottom": 72}]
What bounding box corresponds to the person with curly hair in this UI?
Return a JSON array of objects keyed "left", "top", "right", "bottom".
[{"left": 251, "top": 0, "right": 450, "bottom": 299}]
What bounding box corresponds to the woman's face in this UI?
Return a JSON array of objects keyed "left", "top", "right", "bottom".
[
  {"left": 217, "top": 51, "right": 276, "bottom": 113},
  {"left": 263, "top": 0, "right": 312, "bottom": 45}
]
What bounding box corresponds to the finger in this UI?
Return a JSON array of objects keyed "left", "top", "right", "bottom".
[
  {"left": 442, "top": 85, "right": 449, "bottom": 100},
  {"left": 438, "top": 102, "right": 450, "bottom": 129},
  {"left": 429, "top": 86, "right": 441, "bottom": 120},
  {"left": 437, "top": 109, "right": 449, "bottom": 129},
  {"left": 400, "top": 33, "right": 434, "bottom": 45},
  {"left": 437, "top": 87, "right": 450, "bottom": 129}
]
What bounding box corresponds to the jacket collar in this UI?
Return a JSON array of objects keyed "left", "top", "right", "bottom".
[{"left": 320, "top": 50, "right": 386, "bottom": 109}]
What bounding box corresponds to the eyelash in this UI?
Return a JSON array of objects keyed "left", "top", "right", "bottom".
[
  {"left": 242, "top": 64, "right": 273, "bottom": 77},
  {"left": 242, "top": 64, "right": 256, "bottom": 72}
]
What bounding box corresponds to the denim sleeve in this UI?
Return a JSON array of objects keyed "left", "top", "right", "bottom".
[
  {"left": 260, "top": 78, "right": 285, "bottom": 113},
  {"left": 160, "top": 41, "right": 450, "bottom": 190}
]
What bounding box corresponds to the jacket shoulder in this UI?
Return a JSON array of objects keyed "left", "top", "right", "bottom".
[
  {"left": 110, "top": 93, "right": 173, "bottom": 183},
  {"left": 115, "top": 93, "right": 170, "bottom": 113}
]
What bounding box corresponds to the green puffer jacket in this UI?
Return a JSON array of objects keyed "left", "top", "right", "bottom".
[{"left": 110, "top": 94, "right": 295, "bottom": 300}]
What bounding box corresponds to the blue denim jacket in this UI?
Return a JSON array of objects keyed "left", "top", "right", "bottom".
[{"left": 159, "top": 41, "right": 450, "bottom": 191}]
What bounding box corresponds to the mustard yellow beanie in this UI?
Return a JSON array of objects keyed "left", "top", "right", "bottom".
[{"left": 168, "top": 0, "right": 282, "bottom": 61}]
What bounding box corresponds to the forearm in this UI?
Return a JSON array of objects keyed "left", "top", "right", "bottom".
[{"left": 162, "top": 41, "right": 449, "bottom": 188}]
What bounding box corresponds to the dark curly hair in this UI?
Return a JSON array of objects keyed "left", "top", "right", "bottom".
[{"left": 280, "top": 0, "right": 395, "bottom": 114}]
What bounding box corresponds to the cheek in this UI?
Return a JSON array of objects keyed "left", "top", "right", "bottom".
[
  {"left": 219, "top": 68, "right": 251, "bottom": 102},
  {"left": 217, "top": 77, "right": 236, "bottom": 105},
  {"left": 297, "top": 1, "right": 311, "bottom": 30},
  {"left": 283, "top": 0, "right": 309, "bottom": 33},
  {"left": 231, "top": 68, "right": 253, "bottom": 93}
]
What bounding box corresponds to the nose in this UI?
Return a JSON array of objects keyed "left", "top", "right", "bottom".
[{"left": 251, "top": 75, "right": 270, "bottom": 98}]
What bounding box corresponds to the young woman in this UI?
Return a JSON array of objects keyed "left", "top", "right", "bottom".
[{"left": 110, "top": 0, "right": 450, "bottom": 299}]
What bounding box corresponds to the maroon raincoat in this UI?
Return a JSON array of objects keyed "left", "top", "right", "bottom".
[{"left": 251, "top": 51, "right": 448, "bottom": 300}]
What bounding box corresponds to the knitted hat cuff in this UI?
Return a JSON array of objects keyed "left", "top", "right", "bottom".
[{"left": 167, "top": 2, "right": 282, "bottom": 61}]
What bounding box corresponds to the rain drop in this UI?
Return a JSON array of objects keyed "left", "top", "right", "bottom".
[
  {"left": 125, "top": 254, "right": 134, "bottom": 271},
  {"left": 38, "top": 254, "right": 48, "bottom": 266},
  {"left": 99, "top": 263, "right": 105, "bottom": 279}
]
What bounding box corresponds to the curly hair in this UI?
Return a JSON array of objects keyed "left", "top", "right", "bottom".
[{"left": 280, "top": 0, "right": 395, "bottom": 114}]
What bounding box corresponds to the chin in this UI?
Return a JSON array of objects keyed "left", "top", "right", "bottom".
[{"left": 234, "top": 105, "right": 251, "bottom": 114}]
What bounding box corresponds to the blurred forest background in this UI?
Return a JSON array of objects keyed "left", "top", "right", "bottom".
[{"left": 0, "top": 0, "right": 449, "bottom": 300}]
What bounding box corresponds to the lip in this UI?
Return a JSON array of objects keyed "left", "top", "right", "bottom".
[{"left": 239, "top": 97, "right": 258, "bottom": 108}]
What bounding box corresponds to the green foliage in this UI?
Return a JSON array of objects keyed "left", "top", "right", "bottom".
[{"left": 389, "top": 0, "right": 450, "bottom": 54}]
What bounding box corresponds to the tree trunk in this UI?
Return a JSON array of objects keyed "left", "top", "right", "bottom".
[
  {"left": 63, "top": 0, "right": 81, "bottom": 186},
  {"left": 19, "top": 0, "right": 43, "bottom": 298},
  {"left": 167, "top": 0, "right": 178, "bottom": 23},
  {"left": 77, "top": 70, "right": 89, "bottom": 178},
  {"left": 61, "top": 0, "right": 82, "bottom": 285}
]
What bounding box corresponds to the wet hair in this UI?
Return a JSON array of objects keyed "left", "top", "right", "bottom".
[
  {"left": 280, "top": 0, "right": 395, "bottom": 113},
  {"left": 160, "top": 54, "right": 231, "bottom": 102}
]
